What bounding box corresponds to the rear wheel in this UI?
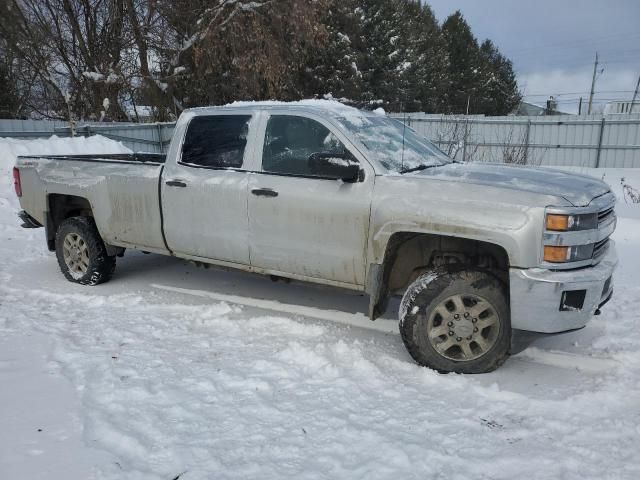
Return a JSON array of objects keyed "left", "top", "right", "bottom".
[
  {"left": 55, "top": 217, "right": 116, "bottom": 285},
  {"left": 399, "top": 269, "right": 510, "bottom": 374}
]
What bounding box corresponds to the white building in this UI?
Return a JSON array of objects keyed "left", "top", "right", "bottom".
[{"left": 604, "top": 100, "right": 640, "bottom": 114}]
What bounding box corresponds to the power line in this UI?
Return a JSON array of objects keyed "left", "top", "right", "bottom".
[
  {"left": 515, "top": 55, "right": 638, "bottom": 69},
  {"left": 511, "top": 48, "right": 640, "bottom": 73},
  {"left": 506, "top": 32, "right": 640, "bottom": 54},
  {"left": 513, "top": 46, "right": 640, "bottom": 59},
  {"left": 550, "top": 97, "right": 635, "bottom": 101},
  {"left": 513, "top": 54, "right": 640, "bottom": 68},
  {"left": 523, "top": 90, "right": 635, "bottom": 97},
  {"left": 510, "top": 47, "right": 640, "bottom": 62}
]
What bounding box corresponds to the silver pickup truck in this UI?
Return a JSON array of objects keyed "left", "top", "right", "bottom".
[{"left": 13, "top": 101, "right": 617, "bottom": 373}]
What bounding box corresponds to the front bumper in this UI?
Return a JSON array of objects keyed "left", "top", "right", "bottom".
[{"left": 509, "top": 241, "right": 617, "bottom": 333}]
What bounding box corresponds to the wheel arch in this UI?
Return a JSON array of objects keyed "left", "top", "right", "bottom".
[
  {"left": 367, "top": 231, "right": 510, "bottom": 320},
  {"left": 45, "top": 194, "right": 95, "bottom": 251}
]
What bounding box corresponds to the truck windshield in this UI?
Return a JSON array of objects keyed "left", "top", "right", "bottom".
[{"left": 337, "top": 116, "right": 453, "bottom": 173}]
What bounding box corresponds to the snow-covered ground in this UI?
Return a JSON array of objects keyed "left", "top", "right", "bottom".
[{"left": 1, "top": 136, "right": 639, "bottom": 480}]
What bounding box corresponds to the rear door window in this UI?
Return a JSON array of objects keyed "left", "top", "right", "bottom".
[{"left": 182, "top": 115, "right": 251, "bottom": 168}]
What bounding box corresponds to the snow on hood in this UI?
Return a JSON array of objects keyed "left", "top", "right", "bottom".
[{"left": 415, "top": 162, "right": 611, "bottom": 207}]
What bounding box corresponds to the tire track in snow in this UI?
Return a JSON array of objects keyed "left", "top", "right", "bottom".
[
  {"left": 151, "top": 283, "right": 621, "bottom": 374},
  {"left": 151, "top": 283, "right": 400, "bottom": 334}
]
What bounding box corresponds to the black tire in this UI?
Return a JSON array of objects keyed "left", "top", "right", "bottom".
[
  {"left": 399, "top": 269, "right": 510, "bottom": 374},
  {"left": 55, "top": 217, "right": 116, "bottom": 285}
]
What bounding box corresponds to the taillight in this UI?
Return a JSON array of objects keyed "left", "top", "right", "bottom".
[{"left": 13, "top": 167, "right": 22, "bottom": 197}]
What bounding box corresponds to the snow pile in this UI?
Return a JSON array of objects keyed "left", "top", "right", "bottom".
[
  {"left": 0, "top": 134, "right": 639, "bottom": 479},
  {"left": 0, "top": 135, "right": 130, "bottom": 167}
]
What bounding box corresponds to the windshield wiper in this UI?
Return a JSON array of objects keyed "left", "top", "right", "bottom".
[{"left": 399, "top": 164, "right": 442, "bottom": 174}]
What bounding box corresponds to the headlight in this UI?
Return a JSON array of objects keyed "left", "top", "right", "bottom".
[
  {"left": 545, "top": 213, "right": 598, "bottom": 232},
  {"left": 545, "top": 214, "right": 569, "bottom": 231},
  {"left": 543, "top": 245, "right": 594, "bottom": 263}
]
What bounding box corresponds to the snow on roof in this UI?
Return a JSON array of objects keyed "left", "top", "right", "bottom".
[
  {"left": 226, "top": 99, "right": 357, "bottom": 112},
  {"left": 185, "top": 99, "right": 375, "bottom": 123}
]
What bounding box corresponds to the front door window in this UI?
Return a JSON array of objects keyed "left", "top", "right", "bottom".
[{"left": 262, "top": 115, "right": 352, "bottom": 176}]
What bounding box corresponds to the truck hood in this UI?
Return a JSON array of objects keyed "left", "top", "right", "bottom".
[{"left": 415, "top": 162, "right": 610, "bottom": 207}]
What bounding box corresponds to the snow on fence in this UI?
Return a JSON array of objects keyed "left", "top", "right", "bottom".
[
  {"left": 390, "top": 113, "right": 640, "bottom": 168},
  {"left": 2, "top": 113, "right": 640, "bottom": 167}
]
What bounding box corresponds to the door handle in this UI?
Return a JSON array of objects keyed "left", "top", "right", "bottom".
[
  {"left": 251, "top": 188, "right": 278, "bottom": 197},
  {"left": 166, "top": 180, "right": 187, "bottom": 188}
]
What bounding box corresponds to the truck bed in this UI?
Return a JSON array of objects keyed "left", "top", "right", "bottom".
[{"left": 16, "top": 152, "right": 168, "bottom": 254}]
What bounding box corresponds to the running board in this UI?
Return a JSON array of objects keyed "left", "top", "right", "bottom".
[{"left": 18, "top": 210, "right": 42, "bottom": 228}]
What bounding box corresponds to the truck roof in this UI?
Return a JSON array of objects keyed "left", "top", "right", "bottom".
[{"left": 183, "top": 99, "right": 381, "bottom": 122}]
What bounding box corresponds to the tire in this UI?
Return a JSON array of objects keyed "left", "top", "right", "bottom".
[
  {"left": 399, "top": 269, "right": 510, "bottom": 374},
  {"left": 55, "top": 217, "right": 116, "bottom": 285}
]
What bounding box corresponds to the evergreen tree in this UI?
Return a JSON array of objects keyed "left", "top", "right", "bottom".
[
  {"left": 478, "top": 39, "right": 521, "bottom": 115},
  {"left": 441, "top": 11, "right": 483, "bottom": 113},
  {"left": 301, "top": 0, "right": 451, "bottom": 112},
  {"left": 357, "top": 0, "right": 401, "bottom": 108},
  {"left": 441, "top": 11, "right": 520, "bottom": 115},
  {"left": 398, "top": 1, "right": 449, "bottom": 112},
  {"left": 300, "top": 0, "right": 363, "bottom": 101}
]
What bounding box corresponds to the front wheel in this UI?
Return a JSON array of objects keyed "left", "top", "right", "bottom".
[
  {"left": 399, "top": 269, "right": 510, "bottom": 374},
  {"left": 55, "top": 217, "right": 116, "bottom": 285}
]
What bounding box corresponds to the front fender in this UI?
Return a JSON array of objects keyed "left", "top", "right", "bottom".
[{"left": 368, "top": 176, "right": 563, "bottom": 270}]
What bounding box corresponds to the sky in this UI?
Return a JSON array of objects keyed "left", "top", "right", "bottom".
[{"left": 427, "top": 0, "right": 640, "bottom": 113}]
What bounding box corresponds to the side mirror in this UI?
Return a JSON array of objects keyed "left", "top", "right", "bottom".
[{"left": 308, "top": 152, "right": 360, "bottom": 182}]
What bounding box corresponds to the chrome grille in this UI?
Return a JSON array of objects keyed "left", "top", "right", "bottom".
[
  {"left": 593, "top": 238, "right": 609, "bottom": 260},
  {"left": 593, "top": 203, "right": 615, "bottom": 261},
  {"left": 598, "top": 206, "right": 615, "bottom": 225}
]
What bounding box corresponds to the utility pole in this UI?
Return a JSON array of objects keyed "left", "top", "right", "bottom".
[
  {"left": 463, "top": 95, "right": 470, "bottom": 162},
  {"left": 578, "top": 97, "right": 583, "bottom": 115},
  {"left": 588, "top": 52, "right": 599, "bottom": 115},
  {"left": 631, "top": 74, "right": 640, "bottom": 113}
]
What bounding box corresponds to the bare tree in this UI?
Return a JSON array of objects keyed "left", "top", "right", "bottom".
[
  {"left": 621, "top": 177, "right": 640, "bottom": 204},
  {"left": 430, "top": 116, "right": 482, "bottom": 161},
  {"left": 0, "top": 0, "right": 184, "bottom": 121},
  {"left": 424, "top": 116, "right": 550, "bottom": 165},
  {"left": 1, "top": 0, "right": 130, "bottom": 119},
  {"left": 497, "top": 124, "right": 545, "bottom": 166}
]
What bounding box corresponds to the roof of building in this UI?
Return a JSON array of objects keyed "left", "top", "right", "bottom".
[{"left": 514, "top": 101, "right": 569, "bottom": 116}]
